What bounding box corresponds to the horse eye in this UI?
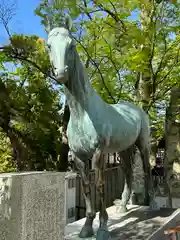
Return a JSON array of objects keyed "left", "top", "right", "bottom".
[{"left": 47, "top": 44, "right": 51, "bottom": 49}]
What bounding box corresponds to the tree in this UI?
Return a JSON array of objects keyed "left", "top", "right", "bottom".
[
  {"left": 35, "top": 0, "right": 180, "bottom": 106},
  {"left": 0, "top": 129, "right": 15, "bottom": 172},
  {"left": 0, "top": 32, "right": 64, "bottom": 171}
]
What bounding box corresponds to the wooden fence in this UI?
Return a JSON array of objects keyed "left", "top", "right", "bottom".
[
  {"left": 75, "top": 152, "right": 165, "bottom": 220},
  {"left": 75, "top": 165, "right": 124, "bottom": 220}
]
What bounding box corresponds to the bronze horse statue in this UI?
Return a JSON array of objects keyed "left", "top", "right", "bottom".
[{"left": 45, "top": 15, "right": 153, "bottom": 240}]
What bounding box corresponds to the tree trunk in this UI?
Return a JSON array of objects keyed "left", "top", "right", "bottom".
[
  {"left": 164, "top": 87, "right": 180, "bottom": 205},
  {"left": 137, "top": 2, "right": 156, "bottom": 167},
  {"left": 7, "top": 129, "right": 26, "bottom": 171},
  {"left": 135, "top": 2, "right": 153, "bottom": 106}
]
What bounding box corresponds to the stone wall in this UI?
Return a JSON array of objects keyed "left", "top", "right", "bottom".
[{"left": 0, "top": 172, "right": 66, "bottom": 240}]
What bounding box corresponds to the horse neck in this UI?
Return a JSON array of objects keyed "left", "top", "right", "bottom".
[{"left": 64, "top": 50, "right": 99, "bottom": 119}]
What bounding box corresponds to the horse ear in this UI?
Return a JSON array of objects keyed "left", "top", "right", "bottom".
[
  {"left": 45, "top": 15, "right": 51, "bottom": 34},
  {"left": 65, "top": 15, "right": 72, "bottom": 31}
]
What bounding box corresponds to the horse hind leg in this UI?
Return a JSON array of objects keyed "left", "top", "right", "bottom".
[
  {"left": 135, "top": 136, "right": 154, "bottom": 206},
  {"left": 118, "top": 146, "right": 135, "bottom": 213}
]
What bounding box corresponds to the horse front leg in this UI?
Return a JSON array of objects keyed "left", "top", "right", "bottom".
[
  {"left": 73, "top": 155, "right": 95, "bottom": 238},
  {"left": 93, "top": 150, "right": 111, "bottom": 240}
]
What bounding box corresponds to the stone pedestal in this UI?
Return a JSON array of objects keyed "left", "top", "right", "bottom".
[
  {"left": 0, "top": 172, "right": 65, "bottom": 240},
  {"left": 65, "top": 205, "right": 180, "bottom": 239}
]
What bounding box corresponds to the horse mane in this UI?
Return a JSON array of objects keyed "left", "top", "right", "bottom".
[{"left": 66, "top": 45, "right": 92, "bottom": 105}]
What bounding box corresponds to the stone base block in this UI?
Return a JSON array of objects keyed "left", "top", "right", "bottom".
[
  {"left": 65, "top": 205, "right": 180, "bottom": 239},
  {"left": 0, "top": 171, "right": 65, "bottom": 240}
]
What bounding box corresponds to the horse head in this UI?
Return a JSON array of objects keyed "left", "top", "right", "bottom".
[{"left": 46, "top": 15, "right": 75, "bottom": 84}]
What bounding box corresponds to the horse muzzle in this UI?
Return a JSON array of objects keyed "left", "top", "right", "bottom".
[{"left": 54, "top": 68, "right": 68, "bottom": 84}]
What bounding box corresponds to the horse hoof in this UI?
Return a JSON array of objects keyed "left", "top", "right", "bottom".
[
  {"left": 119, "top": 206, "right": 128, "bottom": 213},
  {"left": 79, "top": 225, "right": 94, "bottom": 238},
  {"left": 96, "top": 228, "right": 111, "bottom": 240}
]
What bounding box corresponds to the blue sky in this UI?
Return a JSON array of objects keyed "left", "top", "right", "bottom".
[{"left": 0, "top": 0, "right": 46, "bottom": 45}]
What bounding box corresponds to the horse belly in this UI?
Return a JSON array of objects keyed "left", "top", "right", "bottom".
[
  {"left": 103, "top": 124, "right": 140, "bottom": 153},
  {"left": 103, "top": 138, "right": 133, "bottom": 154},
  {"left": 67, "top": 126, "right": 99, "bottom": 156}
]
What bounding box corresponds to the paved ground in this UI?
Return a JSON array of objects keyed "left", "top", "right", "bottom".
[{"left": 65, "top": 205, "right": 180, "bottom": 240}]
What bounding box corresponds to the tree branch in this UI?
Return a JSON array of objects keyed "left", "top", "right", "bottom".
[
  {"left": 73, "top": 37, "right": 116, "bottom": 103},
  {"left": 157, "top": 47, "right": 180, "bottom": 85},
  {"left": 0, "top": 46, "right": 57, "bottom": 82},
  {"left": 92, "top": 0, "right": 126, "bottom": 31}
]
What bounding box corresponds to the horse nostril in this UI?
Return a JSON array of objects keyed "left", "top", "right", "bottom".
[{"left": 65, "top": 66, "right": 68, "bottom": 72}]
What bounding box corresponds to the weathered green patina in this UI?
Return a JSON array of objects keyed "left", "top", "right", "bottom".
[{"left": 45, "top": 15, "right": 153, "bottom": 240}]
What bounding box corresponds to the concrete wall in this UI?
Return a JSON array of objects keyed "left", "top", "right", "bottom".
[
  {"left": 0, "top": 172, "right": 66, "bottom": 240},
  {"left": 65, "top": 172, "right": 77, "bottom": 223},
  {"left": 154, "top": 196, "right": 180, "bottom": 209}
]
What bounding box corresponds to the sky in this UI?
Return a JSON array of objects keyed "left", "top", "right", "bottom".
[{"left": 0, "top": 0, "right": 46, "bottom": 45}]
